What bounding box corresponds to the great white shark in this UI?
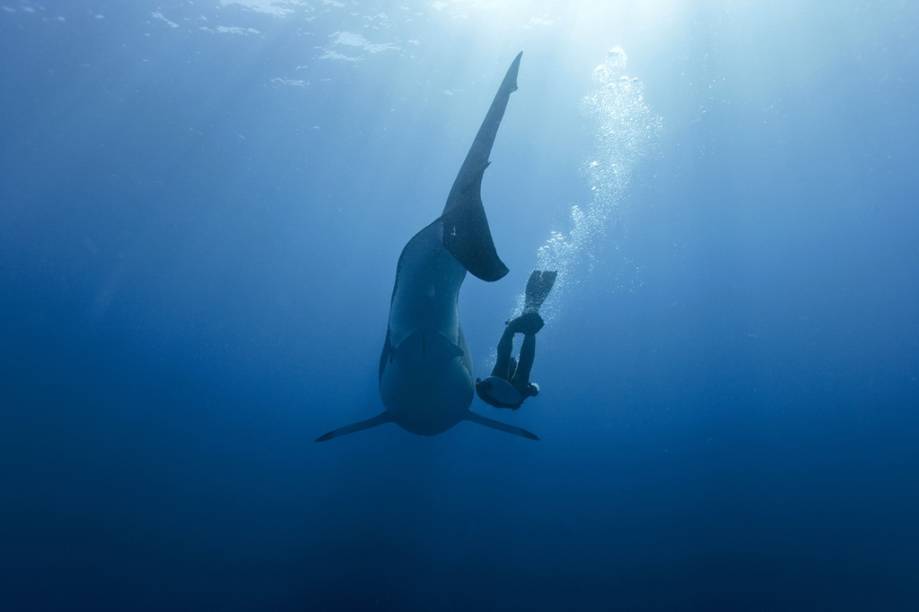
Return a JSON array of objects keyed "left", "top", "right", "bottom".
[{"left": 317, "top": 52, "right": 537, "bottom": 442}]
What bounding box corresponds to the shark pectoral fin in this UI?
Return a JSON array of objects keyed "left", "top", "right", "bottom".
[
  {"left": 464, "top": 411, "right": 540, "bottom": 441},
  {"left": 315, "top": 412, "right": 392, "bottom": 442}
]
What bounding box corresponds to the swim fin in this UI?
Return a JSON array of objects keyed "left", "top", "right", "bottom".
[{"left": 524, "top": 270, "right": 557, "bottom": 312}]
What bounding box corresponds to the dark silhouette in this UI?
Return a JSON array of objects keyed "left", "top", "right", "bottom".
[{"left": 477, "top": 270, "right": 557, "bottom": 410}]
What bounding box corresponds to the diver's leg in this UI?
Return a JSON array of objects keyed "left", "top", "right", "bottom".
[
  {"left": 491, "top": 325, "right": 515, "bottom": 379},
  {"left": 508, "top": 311, "right": 544, "bottom": 336},
  {"left": 511, "top": 333, "right": 536, "bottom": 387}
]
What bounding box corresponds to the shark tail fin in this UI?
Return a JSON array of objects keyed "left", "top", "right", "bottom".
[
  {"left": 315, "top": 412, "right": 392, "bottom": 442},
  {"left": 441, "top": 172, "right": 509, "bottom": 282},
  {"left": 464, "top": 411, "right": 539, "bottom": 441},
  {"left": 440, "top": 52, "right": 522, "bottom": 283}
]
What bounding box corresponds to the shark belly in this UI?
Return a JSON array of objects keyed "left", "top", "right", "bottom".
[
  {"left": 380, "top": 350, "right": 473, "bottom": 435},
  {"left": 380, "top": 220, "right": 473, "bottom": 435}
]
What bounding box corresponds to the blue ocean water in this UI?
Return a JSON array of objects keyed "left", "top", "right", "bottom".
[{"left": 2, "top": 1, "right": 918, "bottom": 610}]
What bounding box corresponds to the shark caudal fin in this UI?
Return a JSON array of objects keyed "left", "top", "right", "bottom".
[
  {"left": 441, "top": 52, "right": 522, "bottom": 283},
  {"left": 464, "top": 410, "right": 539, "bottom": 441},
  {"left": 315, "top": 412, "right": 392, "bottom": 442}
]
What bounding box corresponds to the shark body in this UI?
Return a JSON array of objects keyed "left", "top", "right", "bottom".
[{"left": 317, "top": 52, "right": 537, "bottom": 442}]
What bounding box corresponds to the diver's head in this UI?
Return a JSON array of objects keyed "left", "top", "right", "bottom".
[
  {"left": 476, "top": 375, "right": 527, "bottom": 409},
  {"left": 528, "top": 382, "right": 540, "bottom": 397}
]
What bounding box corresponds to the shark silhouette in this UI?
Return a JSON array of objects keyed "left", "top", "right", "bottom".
[{"left": 317, "top": 52, "right": 537, "bottom": 442}]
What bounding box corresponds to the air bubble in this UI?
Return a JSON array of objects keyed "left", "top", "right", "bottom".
[{"left": 518, "top": 48, "right": 663, "bottom": 322}]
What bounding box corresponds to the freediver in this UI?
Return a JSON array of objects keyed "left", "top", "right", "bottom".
[{"left": 476, "top": 270, "right": 557, "bottom": 410}]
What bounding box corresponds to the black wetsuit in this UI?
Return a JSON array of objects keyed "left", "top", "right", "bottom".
[
  {"left": 477, "top": 270, "right": 555, "bottom": 410},
  {"left": 491, "top": 324, "right": 537, "bottom": 398}
]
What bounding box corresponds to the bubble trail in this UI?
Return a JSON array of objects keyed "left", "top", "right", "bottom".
[{"left": 515, "top": 47, "right": 662, "bottom": 321}]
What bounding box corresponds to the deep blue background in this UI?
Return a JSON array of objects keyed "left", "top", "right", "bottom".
[{"left": 2, "top": 1, "right": 918, "bottom": 610}]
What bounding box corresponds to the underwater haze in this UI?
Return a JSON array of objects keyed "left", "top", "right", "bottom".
[{"left": 2, "top": 1, "right": 919, "bottom": 610}]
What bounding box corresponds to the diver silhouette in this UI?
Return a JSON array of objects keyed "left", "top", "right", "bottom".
[{"left": 476, "top": 270, "right": 557, "bottom": 410}]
